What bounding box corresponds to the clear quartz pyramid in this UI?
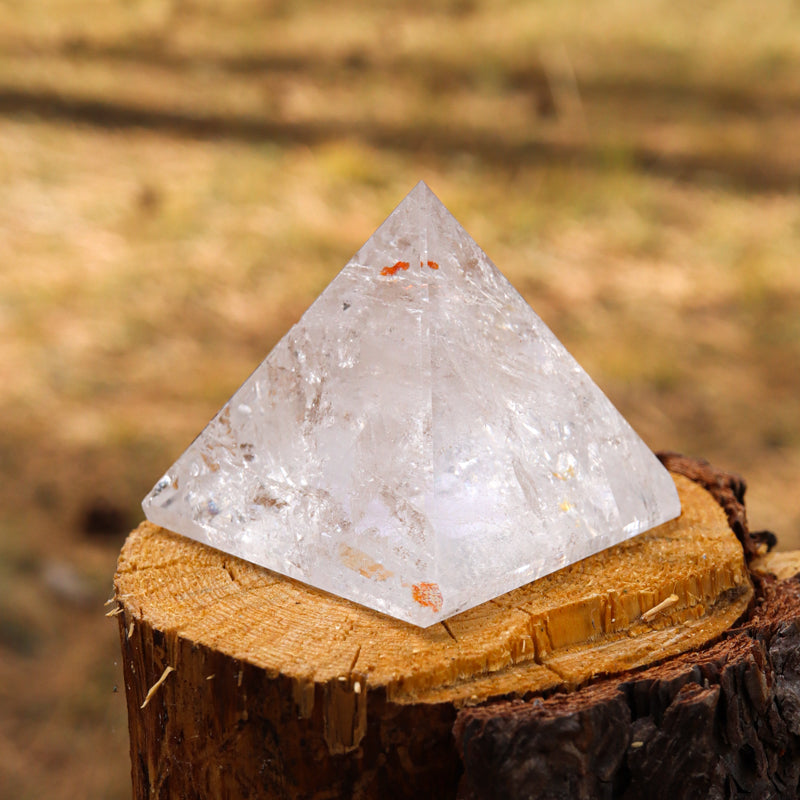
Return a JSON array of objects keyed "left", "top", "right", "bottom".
[{"left": 143, "top": 181, "right": 681, "bottom": 626}]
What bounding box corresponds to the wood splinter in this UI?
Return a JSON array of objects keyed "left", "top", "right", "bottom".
[
  {"left": 140, "top": 666, "right": 175, "bottom": 710},
  {"left": 641, "top": 593, "right": 680, "bottom": 622}
]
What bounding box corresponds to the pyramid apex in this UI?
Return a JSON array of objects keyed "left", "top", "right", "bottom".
[{"left": 403, "top": 179, "right": 439, "bottom": 203}]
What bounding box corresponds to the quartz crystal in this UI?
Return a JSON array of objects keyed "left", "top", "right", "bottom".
[{"left": 143, "top": 181, "right": 681, "bottom": 626}]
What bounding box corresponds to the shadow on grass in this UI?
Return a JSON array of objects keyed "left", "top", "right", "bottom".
[
  {"left": 8, "top": 36, "right": 800, "bottom": 117},
  {"left": 0, "top": 85, "right": 799, "bottom": 194}
]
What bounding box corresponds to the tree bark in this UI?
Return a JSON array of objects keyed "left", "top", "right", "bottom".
[
  {"left": 114, "top": 455, "right": 797, "bottom": 799},
  {"left": 455, "top": 576, "right": 800, "bottom": 800}
]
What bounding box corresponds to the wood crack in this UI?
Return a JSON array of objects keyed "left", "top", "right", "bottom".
[
  {"left": 347, "top": 645, "right": 362, "bottom": 677},
  {"left": 441, "top": 621, "right": 458, "bottom": 642}
]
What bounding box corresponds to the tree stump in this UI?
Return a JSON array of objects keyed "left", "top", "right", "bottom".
[{"left": 114, "top": 455, "right": 800, "bottom": 799}]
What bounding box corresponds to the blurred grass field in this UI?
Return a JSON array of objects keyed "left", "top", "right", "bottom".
[{"left": 1, "top": 1, "right": 799, "bottom": 797}]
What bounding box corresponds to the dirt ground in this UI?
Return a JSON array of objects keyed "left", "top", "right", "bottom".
[{"left": 1, "top": 1, "right": 799, "bottom": 797}]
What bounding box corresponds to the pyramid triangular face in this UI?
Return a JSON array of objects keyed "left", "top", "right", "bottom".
[{"left": 143, "top": 182, "right": 681, "bottom": 626}]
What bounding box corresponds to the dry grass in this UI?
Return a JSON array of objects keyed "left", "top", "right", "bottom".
[{"left": 1, "top": 1, "right": 799, "bottom": 796}]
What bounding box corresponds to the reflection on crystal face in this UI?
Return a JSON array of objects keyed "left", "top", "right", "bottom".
[{"left": 143, "top": 181, "right": 681, "bottom": 626}]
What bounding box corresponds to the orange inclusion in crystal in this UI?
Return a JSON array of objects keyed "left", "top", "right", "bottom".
[
  {"left": 427, "top": 260, "right": 439, "bottom": 270},
  {"left": 380, "top": 261, "right": 410, "bottom": 276},
  {"left": 412, "top": 582, "right": 444, "bottom": 612}
]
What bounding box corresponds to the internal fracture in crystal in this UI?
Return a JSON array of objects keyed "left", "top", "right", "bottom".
[{"left": 143, "top": 182, "right": 681, "bottom": 626}]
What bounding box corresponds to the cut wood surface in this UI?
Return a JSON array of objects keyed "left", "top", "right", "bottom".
[
  {"left": 114, "top": 456, "right": 797, "bottom": 799},
  {"left": 752, "top": 550, "right": 800, "bottom": 582},
  {"left": 117, "top": 474, "right": 749, "bottom": 707}
]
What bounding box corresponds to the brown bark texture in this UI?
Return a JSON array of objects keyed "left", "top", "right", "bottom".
[
  {"left": 455, "top": 575, "right": 800, "bottom": 800},
  {"left": 115, "top": 454, "right": 799, "bottom": 800}
]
